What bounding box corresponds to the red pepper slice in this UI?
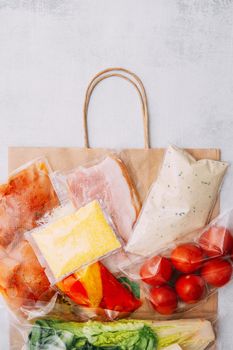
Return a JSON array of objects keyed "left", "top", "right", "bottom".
[
  {"left": 99, "top": 263, "right": 141, "bottom": 312},
  {"left": 59, "top": 275, "right": 89, "bottom": 306}
]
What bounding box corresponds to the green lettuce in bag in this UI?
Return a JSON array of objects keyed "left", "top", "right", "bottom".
[{"left": 28, "top": 318, "right": 215, "bottom": 350}]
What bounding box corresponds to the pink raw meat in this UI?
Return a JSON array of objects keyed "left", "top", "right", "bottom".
[{"left": 66, "top": 156, "right": 141, "bottom": 242}]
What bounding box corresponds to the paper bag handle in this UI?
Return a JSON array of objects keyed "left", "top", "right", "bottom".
[{"left": 83, "top": 67, "right": 150, "bottom": 149}]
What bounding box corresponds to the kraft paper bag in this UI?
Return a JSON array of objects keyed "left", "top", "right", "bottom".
[{"left": 8, "top": 68, "right": 218, "bottom": 349}]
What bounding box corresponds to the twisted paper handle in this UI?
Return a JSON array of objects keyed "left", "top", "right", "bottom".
[{"left": 83, "top": 67, "right": 150, "bottom": 149}]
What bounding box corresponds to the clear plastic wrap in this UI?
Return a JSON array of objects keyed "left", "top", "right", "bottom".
[
  {"left": 25, "top": 200, "right": 122, "bottom": 284},
  {"left": 120, "top": 209, "right": 233, "bottom": 317},
  {"left": 126, "top": 145, "right": 228, "bottom": 257},
  {"left": 52, "top": 154, "right": 141, "bottom": 243},
  {"left": 18, "top": 316, "right": 216, "bottom": 350},
  {"left": 0, "top": 158, "right": 59, "bottom": 317},
  {"left": 0, "top": 157, "right": 59, "bottom": 249},
  {"left": 57, "top": 261, "right": 142, "bottom": 318}
]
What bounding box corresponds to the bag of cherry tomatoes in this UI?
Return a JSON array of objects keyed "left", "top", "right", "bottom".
[{"left": 121, "top": 209, "right": 233, "bottom": 316}]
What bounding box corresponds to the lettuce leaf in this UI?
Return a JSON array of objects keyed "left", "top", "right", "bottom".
[
  {"left": 28, "top": 318, "right": 215, "bottom": 350},
  {"left": 28, "top": 319, "right": 157, "bottom": 350}
]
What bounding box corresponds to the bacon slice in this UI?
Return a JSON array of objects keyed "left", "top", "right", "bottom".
[{"left": 66, "top": 156, "right": 141, "bottom": 242}]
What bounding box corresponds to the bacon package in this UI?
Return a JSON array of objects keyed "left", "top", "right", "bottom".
[
  {"left": 0, "top": 158, "right": 59, "bottom": 313},
  {"left": 57, "top": 261, "right": 141, "bottom": 318},
  {"left": 126, "top": 145, "right": 228, "bottom": 257},
  {"left": 53, "top": 156, "right": 141, "bottom": 242},
  {"left": 26, "top": 200, "right": 122, "bottom": 284}
]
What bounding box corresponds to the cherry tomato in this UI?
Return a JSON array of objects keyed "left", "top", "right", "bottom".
[
  {"left": 150, "top": 285, "right": 177, "bottom": 315},
  {"left": 199, "top": 226, "right": 233, "bottom": 258},
  {"left": 201, "top": 258, "right": 232, "bottom": 287},
  {"left": 175, "top": 274, "right": 205, "bottom": 304},
  {"left": 140, "top": 256, "right": 172, "bottom": 286},
  {"left": 171, "top": 243, "right": 204, "bottom": 273}
]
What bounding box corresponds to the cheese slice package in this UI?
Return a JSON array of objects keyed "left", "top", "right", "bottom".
[
  {"left": 26, "top": 200, "right": 122, "bottom": 284},
  {"left": 126, "top": 145, "right": 228, "bottom": 257},
  {"left": 0, "top": 158, "right": 59, "bottom": 314}
]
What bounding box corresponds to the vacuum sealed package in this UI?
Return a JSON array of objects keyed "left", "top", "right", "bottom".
[
  {"left": 121, "top": 208, "right": 233, "bottom": 316},
  {"left": 52, "top": 155, "right": 141, "bottom": 242},
  {"left": 0, "top": 158, "right": 59, "bottom": 316},
  {"left": 26, "top": 200, "right": 122, "bottom": 284},
  {"left": 24, "top": 317, "right": 215, "bottom": 350},
  {"left": 57, "top": 261, "right": 142, "bottom": 319},
  {"left": 0, "top": 158, "right": 59, "bottom": 249},
  {"left": 126, "top": 145, "right": 228, "bottom": 257}
]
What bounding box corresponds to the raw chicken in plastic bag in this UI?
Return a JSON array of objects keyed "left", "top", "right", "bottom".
[{"left": 0, "top": 158, "right": 59, "bottom": 317}]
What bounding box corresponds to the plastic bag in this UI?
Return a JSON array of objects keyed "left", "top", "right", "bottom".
[
  {"left": 0, "top": 157, "right": 59, "bottom": 249},
  {"left": 126, "top": 145, "right": 228, "bottom": 257},
  {"left": 57, "top": 261, "right": 142, "bottom": 318},
  {"left": 0, "top": 158, "right": 59, "bottom": 317},
  {"left": 25, "top": 200, "right": 122, "bottom": 284},
  {"left": 21, "top": 316, "right": 215, "bottom": 350},
  {"left": 52, "top": 155, "right": 141, "bottom": 243},
  {"left": 121, "top": 208, "right": 233, "bottom": 316}
]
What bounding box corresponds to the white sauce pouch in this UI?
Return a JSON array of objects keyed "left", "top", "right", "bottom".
[{"left": 126, "top": 145, "right": 228, "bottom": 256}]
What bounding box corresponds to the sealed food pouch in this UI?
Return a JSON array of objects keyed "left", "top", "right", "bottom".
[
  {"left": 53, "top": 155, "right": 141, "bottom": 242},
  {"left": 0, "top": 158, "right": 59, "bottom": 315},
  {"left": 57, "top": 260, "right": 142, "bottom": 319},
  {"left": 25, "top": 317, "right": 215, "bottom": 350},
  {"left": 126, "top": 145, "right": 228, "bottom": 257},
  {"left": 122, "top": 208, "right": 233, "bottom": 317},
  {"left": 0, "top": 157, "right": 59, "bottom": 249},
  {"left": 26, "top": 200, "right": 122, "bottom": 284}
]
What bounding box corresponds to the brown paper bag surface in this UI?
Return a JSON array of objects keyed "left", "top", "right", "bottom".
[{"left": 8, "top": 69, "right": 218, "bottom": 349}]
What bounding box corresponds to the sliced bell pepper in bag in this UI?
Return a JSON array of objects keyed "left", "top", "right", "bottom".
[
  {"left": 58, "top": 262, "right": 141, "bottom": 313},
  {"left": 99, "top": 263, "right": 142, "bottom": 312},
  {"left": 75, "top": 261, "right": 103, "bottom": 307},
  {"left": 58, "top": 275, "right": 89, "bottom": 307}
]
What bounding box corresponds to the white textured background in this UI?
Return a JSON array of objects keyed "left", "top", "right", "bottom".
[{"left": 1, "top": 1, "right": 233, "bottom": 349}]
